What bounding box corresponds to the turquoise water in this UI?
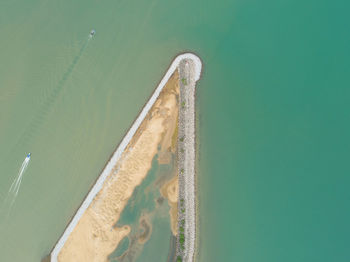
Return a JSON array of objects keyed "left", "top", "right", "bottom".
[
  {"left": 110, "top": 237, "right": 129, "bottom": 259},
  {"left": 0, "top": 0, "right": 349, "bottom": 261},
  {"left": 112, "top": 156, "right": 174, "bottom": 261}
]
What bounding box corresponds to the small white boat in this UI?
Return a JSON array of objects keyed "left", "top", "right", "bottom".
[{"left": 90, "top": 29, "right": 96, "bottom": 37}]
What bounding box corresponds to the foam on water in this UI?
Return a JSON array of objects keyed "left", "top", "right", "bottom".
[{"left": 2, "top": 154, "right": 30, "bottom": 219}]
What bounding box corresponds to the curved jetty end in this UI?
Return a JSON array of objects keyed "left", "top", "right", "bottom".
[{"left": 49, "top": 53, "right": 202, "bottom": 262}]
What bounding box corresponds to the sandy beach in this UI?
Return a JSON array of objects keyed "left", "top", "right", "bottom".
[
  {"left": 57, "top": 72, "right": 180, "bottom": 261},
  {"left": 161, "top": 175, "right": 179, "bottom": 235}
]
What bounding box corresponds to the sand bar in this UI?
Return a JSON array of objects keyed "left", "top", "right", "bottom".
[
  {"left": 50, "top": 53, "right": 202, "bottom": 262},
  {"left": 57, "top": 73, "right": 179, "bottom": 261}
]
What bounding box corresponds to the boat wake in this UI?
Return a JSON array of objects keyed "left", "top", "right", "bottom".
[
  {"left": 12, "top": 30, "right": 94, "bottom": 150},
  {"left": 2, "top": 154, "right": 31, "bottom": 214}
]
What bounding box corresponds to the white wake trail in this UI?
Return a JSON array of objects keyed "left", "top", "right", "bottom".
[
  {"left": 4, "top": 155, "right": 30, "bottom": 210},
  {"left": 11, "top": 158, "right": 29, "bottom": 194},
  {"left": 9, "top": 163, "right": 24, "bottom": 194}
]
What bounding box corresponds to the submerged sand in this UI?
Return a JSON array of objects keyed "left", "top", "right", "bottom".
[
  {"left": 161, "top": 175, "right": 179, "bottom": 236},
  {"left": 57, "top": 72, "right": 180, "bottom": 262}
]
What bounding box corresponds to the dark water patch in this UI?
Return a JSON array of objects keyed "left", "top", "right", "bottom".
[
  {"left": 138, "top": 216, "right": 152, "bottom": 244},
  {"left": 108, "top": 236, "right": 130, "bottom": 259},
  {"left": 154, "top": 155, "right": 176, "bottom": 188},
  {"left": 134, "top": 214, "right": 172, "bottom": 262},
  {"left": 41, "top": 255, "right": 51, "bottom": 262},
  {"left": 156, "top": 196, "right": 164, "bottom": 205},
  {"left": 113, "top": 237, "right": 138, "bottom": 262},
  {"left": 110, "top": 151, "right": 177, "bottom": 262},
  {"left": 115, "top": 155, "right": 159, "bottom": 228},
  {"left": 12, "top": 38, "right": 90, "bottom": 151},
  {"left": 110, "top": 156, "right": 160, "bottom": 262},
  {"left": 166, "top": 235, "right": 177, "bottom": 262}
]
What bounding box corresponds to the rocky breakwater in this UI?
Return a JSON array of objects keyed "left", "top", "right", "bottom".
[{"left": 176, "top": 58, "right": 198, "bottom": 262}]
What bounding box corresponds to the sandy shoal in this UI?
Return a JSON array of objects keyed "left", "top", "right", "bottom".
[
  {"left": 58, "top": 72, "right": 179, "bottom": 262},
  {"left": 161, "top": 175, "right": 179, "bottom": 235}
]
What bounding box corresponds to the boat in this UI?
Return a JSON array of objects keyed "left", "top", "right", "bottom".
[
  {"left": 26, "top": 153, "right": 31, "bottom": 159},
  {"left": 90, "top": 29, "right": 96, "bottom": 37}
]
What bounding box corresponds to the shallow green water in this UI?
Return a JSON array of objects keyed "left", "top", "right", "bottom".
[
  {"left": 111, "top": 156, "right": 174, "bottom": 262},
  {"left": 0, "top": 0, "right": 350, "bottom": 261}
]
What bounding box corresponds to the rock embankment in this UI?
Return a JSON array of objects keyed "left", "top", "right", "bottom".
[{"left": 176, "top": 58, "right": 198, "bottom": 262}]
